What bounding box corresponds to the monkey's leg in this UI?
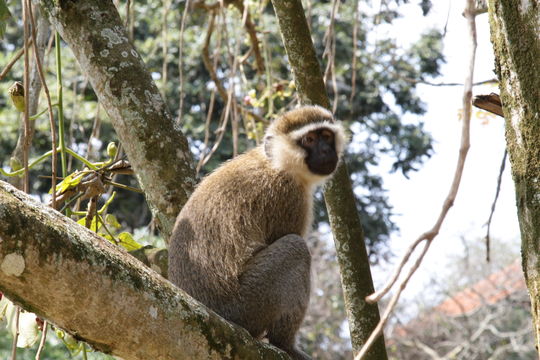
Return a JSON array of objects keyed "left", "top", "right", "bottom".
[{"left": 232, "top": 234, "right": 311, "bottom": 359}]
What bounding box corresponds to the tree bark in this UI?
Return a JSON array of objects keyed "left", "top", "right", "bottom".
[
  {"left": 38, "top": 0, "right": 196, "bottom": 241},
  {"left": 0, "top": 180, "right": 288, "bottom": 360},
  {"left": 488, "top": 0, "right": 540, "bottom": 353},
  {"left": 270, "top": 1, "right": 388, "bottom": 358}
]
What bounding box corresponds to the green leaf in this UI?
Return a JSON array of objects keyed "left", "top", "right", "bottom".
[
  {"left": 51, "top": 171, "right": 84, "bottom": 194},
  {"left": 76, "top": 216, "right": 101, "bottom": 232},
  {"left": 104, "top": 214, "right": 121, "bottom": 229},
  {"left": 117, "top": 232, "right": 143, "bottom": 251},
  {"left": 103, "top": 234, "right": 116, "bottom": 245}
]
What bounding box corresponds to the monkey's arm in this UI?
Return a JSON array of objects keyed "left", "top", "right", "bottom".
[
  {"left": 229, "top": 234, "right": 312, "bottom": 360},
  {"left": 0, "top": 181, "right": 290, "bottom": 360}
]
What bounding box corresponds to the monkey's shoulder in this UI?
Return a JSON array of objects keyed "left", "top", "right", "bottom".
[
  {"left": 199, "top": 148, "right": 300, "bottom": 193},
  {"left": 182, "top": 148, "right": 307, "bottom": 222}
]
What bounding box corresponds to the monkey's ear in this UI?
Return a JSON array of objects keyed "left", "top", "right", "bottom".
[{"left": 263, "top": 135, "right": 273, "bottom": 158}]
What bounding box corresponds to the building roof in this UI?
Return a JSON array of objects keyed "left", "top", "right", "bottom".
[{"left": 434, "top": 258, "right": 526, "bottom": 316}]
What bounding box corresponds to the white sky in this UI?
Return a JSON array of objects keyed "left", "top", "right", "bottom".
[{"left": 370, "top": 2, "right": 521, "bottom": 298}]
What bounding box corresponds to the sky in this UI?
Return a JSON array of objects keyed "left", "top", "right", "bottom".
[{"left": 369, "top": 1, "right": 521, "bottom": 302}]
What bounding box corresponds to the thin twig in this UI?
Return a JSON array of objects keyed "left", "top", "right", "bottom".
[
  {"left": 177, "top": 0, "right": 191, "bottom": 123},
  {"left": 35, "top": 321, "right": 48, "bottom": 360},
  {"left": 22, "top": 0, "right": 31, "bottom": 194},
  {"left": 85, "top": 104, "right": 101, "bottom": 161},
  {"left": 229, "top": 0, "right": 264, "bottom": 73},
  {"left": 27, "top": 1, "right": 58, "bottom": 208},
  {"left": 484, "top": 149, "right": 507, "bottom": 262},
  {"left": 82, "top": 343, "right": 88, "bottom": 360},
  {"left": 161, "top": 0, "right": 171, "bottom": 99},
  {"left": 0, "top": 41, "right": 32, "bottom": 81},
  {"left": 258, "top": 1, "right": 274, "bottom": 115},
  {"left": 125, "top": 0, "right": 133, "bottom": 41},
  {"left": 196, "top": 90, "right": 216, "bottom": 175},
  {"left": 198, "top": 11, "right": 232, "bottom": 167},
  {"left": 55, "top": 32, "right": 68, "bottom": 181},
  {"left": 201, "top": 11, "right": 228, "bottom": 102},
  {"left": 403, "top": 77, "right": 496, "bottom": 87},
  {"left": 11, "top": 307, "right": 20, "bottom": 360},
  {"left": 227, "top": 3, "right": 246, "bottom": 157},
  {"left": 366, "top": 236, "right": 429, "bottom": 303},
  {"left": 322, "top": 0, "right": 340, "bottom": 114},
  {"left": 349, "top": 1, "right": 359, "bottom": 109},
  {"left": 355, "top": 0, "right": 477, "bottom": 358},
  {"left": 200, "top": 107, "right": 229, "bottom": 168},
  {"left": 68, "top": 78, "right": 90, "bottom": 172},
  {"left": 104, "top": 180, "right": 144, "bottom": 193}
]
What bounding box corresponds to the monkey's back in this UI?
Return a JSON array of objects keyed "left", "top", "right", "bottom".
[{"left": 169, "top": 147, "right": 310, "bottom": 307}]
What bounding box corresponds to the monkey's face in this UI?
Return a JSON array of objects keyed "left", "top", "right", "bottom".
[{"left": 298, "top": 128, "right": 339, "bottom": 175}]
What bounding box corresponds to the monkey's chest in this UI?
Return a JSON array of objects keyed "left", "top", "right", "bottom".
[{"left": 259, "top": 188, "right": 311, "bottom": 244}]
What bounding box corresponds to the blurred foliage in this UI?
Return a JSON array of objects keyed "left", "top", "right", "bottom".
[
  {"left": 0, "top": 326, "right": 116, "bottom": 360},
  {"left": 0, "top": 0, "right": 445, "bottom": 357},
  {"left": 300, "top": 234, "right": 352, "bottom": 359}
]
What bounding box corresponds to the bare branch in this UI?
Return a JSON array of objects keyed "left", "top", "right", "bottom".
[
  {"left": 357, "top": 0, "right": 478, "bottom": 357},
  {"left": 228, "top": 0, "right": 265, "bottom": 73},
  {"left": 322, "top": 0, "right": 340, "bottom": 113},
  {"left": 349, "top": 2, "right": 359, "bottom": 108},
  {"left": 202, "top": 11, "right": 228, "bottom": 102},
  {"left": 0, "top": 43, "right": 29, "bottom": 81},
  {"left": 22, "top": 0, "right": 31, "bottom": 193},
  {"left": 34, "top": 321, "right": 48, "bottom": 360},
  {"left": 177, "top": 0, "right": 191, "bottom": 123},
  {"left": 26, "top": 3, "right": 58, "bottom": 208},
  {"left": 402, "top": 77, "right": 496, "bottom": 87},
  {"left": 483, "top": 149, "right": 507, "bottom": 262}
]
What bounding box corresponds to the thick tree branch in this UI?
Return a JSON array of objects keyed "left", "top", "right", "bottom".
[
  {"left": 0, "top": 180, "right": 288, "bottom": 360},
  {"left": 488, "top": 0, "right": 540, "bottom": 352},
  {"left": 359, "top": 0, "right": 476, "bottom": 357},
  {"left": 38, "top": 0, "right": 197, "bottom": 241},
  {"left": 270, "top": 1, "right": 387, "bottom": 358}
]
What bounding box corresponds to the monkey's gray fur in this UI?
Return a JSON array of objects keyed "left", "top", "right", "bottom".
[{"left": 169, "top": 106, "right": 347, "bottom": 360}]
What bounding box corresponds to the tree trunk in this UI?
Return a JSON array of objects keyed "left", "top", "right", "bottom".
[
  {"left": 38, "top": 0, "right": 196, "bottom": 241},
  {"left": 270, "top": 1, "right": 388, "bottom": 358},
  {"left": 0, "top": 180, "right": 288, "bottom": 360},
  {"left": 487, "top": 0, "right": 540, "bottom": 352}
]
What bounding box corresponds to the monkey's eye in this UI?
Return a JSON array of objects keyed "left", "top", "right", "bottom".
[
  {"left": 320, "top": 129, "right": 334, "bottom": 143},
  {"left": 302, "top": 133, "right": 317, "bottom": 146}
]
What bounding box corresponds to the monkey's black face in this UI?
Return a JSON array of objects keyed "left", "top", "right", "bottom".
[{"left": 298, "top": 128, "right": 339, "bottom": 175}]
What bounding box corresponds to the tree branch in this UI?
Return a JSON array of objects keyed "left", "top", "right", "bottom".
[
  {"left": 488, "top": 0, "right": 540, "bottom": 352},
  {"left": 359, "top": 0, "right": 477, "bottom": 357},
  {"left": 270, "top": 1, "right": 387, "bottom": 358},
  {"left": 0, "top": 180, "right": 288, "bottom": 360}
]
